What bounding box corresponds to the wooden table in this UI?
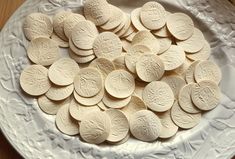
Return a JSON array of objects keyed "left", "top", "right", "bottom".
[{"left": 0, "top": 0, "right": 235, "bottom": 159}]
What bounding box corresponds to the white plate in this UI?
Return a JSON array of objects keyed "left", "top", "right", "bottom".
[{"left": 0, "top": 0, "right": 235, "bottom": 158}]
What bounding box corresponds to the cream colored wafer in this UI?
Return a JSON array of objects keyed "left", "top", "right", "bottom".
[
  {"left": 93, "top": 32, "right": 122, "bottom": 60},
  {"left": 140, "top": 1, "right": 167, "bottom": 30},
  {"left": 38, "top": 95, "right": 70, "bottom": 115},
  {"left": 105, "top": 70, "right": 135, "bottom": 98},
  {"left": 185, "top": 61, "right": 200, "bottom": 83},
  {"left": 102, "top": 91, "right": 131, "bottom": 109},
  {"left": 45, "top": 84, "right": 74, "bottom": 101},
  {"left": 125, "top": 45, "right": 152, "bottom": 74},
  {"left": 64, "top": 13, "right": 85, "bottom": 38},
  {"left": 176, "top": 28, "right": 205, "bottom": 53},
  {"left": 186, "top": 40, "right": 211, "bottom": 61},
  {"left": 161, "top": 75, "right": 186, "bottom": 98},
  {"left": 100, "top": 5, "right": 125, "bottom": 30},
  {"left": 121, "top": 95, "right": 147, "bottom": 118},
  {"left": 130, "top": 8, "right": 149, "bottom": 31},
  {"left": 27, "top": 37, "right": 60, "bottom": 66},
  {"left": 20, "top": 65, "right": 51, "bottom": 96},
  {"left": 191, "top": 80, "right": 220, "bottom": 111},
  {"left": 53, "top": 11, "right": 72, "bottom": 41},
  {"left": 194, "top": 61, "right": 221, "bottom": 84},
  {"left": 74, "top": 67, "right": 103, "bottom": 97},
  {"left": 23, "top": 13, "right": 53, "bottom": 40},
  {"left": 159, "top": 45, "right": 185, "bottom": 71},
  {"left": 171, "top": 101, "right": 201, "bottom": 129},
  {"left": 80, "top": 111, "right": 111, "bottom": 144},
  {"left": 129, "top": 110, "right": 162, "bottom": 141},
  {"left": 136, "top": 54, "right": 165, "bottom": 82},
  {"left": 178, "top": 83, "right": 201, "bottom": 113},
  {"left": 143, "top": 81, "right": 174, "bottom": 112},
  {"left": 157, "top": 109, "right": 178, "bottom": 138},
  {"left": 51, "top": 32, "right": 69, "bottom": 48},
  {"left": 89, "top": 58, "right": 115, "bottom": 78},
  {"left": 84, "top": 0, "right": 111, "bottom": 26},
  {"left": 69, "top": 98, "right": 100, "bottom": 121},
  {"left": 73, "top": 87, "right": 104, "bottom": 106},
  {"left": 55, "top": 104, "right": 79, "bottom": 135},
  {"left": 72, "top": 20, "right": 99, "bottom": 50},
  {"left": 48, "top": 58, "right": 80, "bottom": 86},
  {"left": 166, "top": 13, "right": 194, "bottom": 40},
  {"left": 105, "top": 109, "right": 129, "bottom": 142}
]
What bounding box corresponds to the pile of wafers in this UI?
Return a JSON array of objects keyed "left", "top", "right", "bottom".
[{"left": 20, "top": 0, "right": 221, "bottom": 144}]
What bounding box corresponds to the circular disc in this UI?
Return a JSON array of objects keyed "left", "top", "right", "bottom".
[
  {"left": 194, "top": 61, "right": 221, "bottom": 84},
  {"left": 93, "top": 32, "right": 122, "bottom": 60},
  {"left": 166, "top": 13, "right": 194, "bottom": 40},
  {"left": 140, "top": 1, "right": 167, "bottom": 30},
  {"left": 48, "top": 58, "right": 80, "bottom": 86},
  {"left": 20, "top": 65, "right": 51, "bottom": 96},
  {"left": 74, "top": 67, "right": 103, "bottom": 97},
  {"left": 129, "top": 110, "right": 162, "bottom": 141},
  {"left": 72, "top": 20, "right": 99, "bottom": 50},
  {"left": 80, "top": 111, "right": 111, "bottom": 144},
  {"left": 191, "top": 80, "right": 220, "bottom": 111},
  {"left": 143, "top": 81, "right": 174, "bottom": 112},
  {"left": 171, "top": 101, "right": 201, "bottom": 129},
  {"left": 105, "top": 109, "right": 129, "bottom": 142},
  {"left": 136, "top": 54, "right": 165, "bottom": 82},
  {"left": 105, "top": 70, "right": 135, "bottom": 98},
  {"left": 27, "top": 37, "right": 60, "bottom": 66},
  {"left": 84, "top": 0, "right": 111, "bottom": 26},
  {"left": 157, "top": 109, "right": 178, "bottom": 138},
  {"left": 23, "top": 13, "right": 53, "bottom": 40},
  {"left": 55, "top": 105, "right": 79, "bottom": 135}
]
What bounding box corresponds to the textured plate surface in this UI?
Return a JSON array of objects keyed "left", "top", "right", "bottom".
[{"left": 0, "top": 0, "right": 235, "bottom": 158}]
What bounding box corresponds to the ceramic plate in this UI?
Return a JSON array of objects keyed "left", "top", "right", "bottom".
[{"left": 0, "top": 0, "right": 235, "bottom": 158}]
